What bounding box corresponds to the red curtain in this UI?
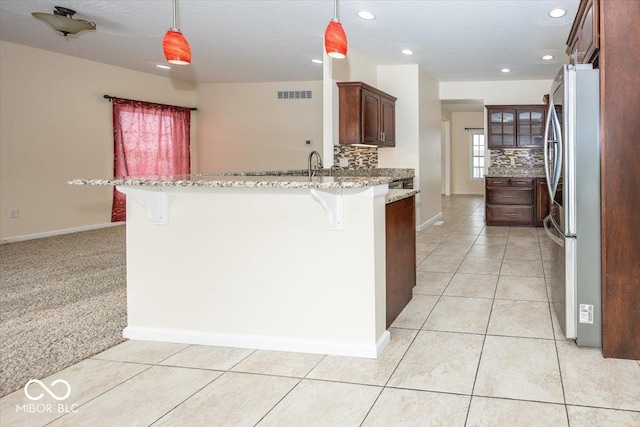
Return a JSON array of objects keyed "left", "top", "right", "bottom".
[{"left": 111, "top": 98, "right": 191, "bottom": 222}]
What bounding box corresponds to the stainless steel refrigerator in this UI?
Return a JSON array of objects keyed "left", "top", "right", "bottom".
[{"left": 543, "top": 64, "right": 601, "bottom": 347}]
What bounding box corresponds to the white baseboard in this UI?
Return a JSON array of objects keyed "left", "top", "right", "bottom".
[
  {"left": 417, "top": 212, "right": 443, "bottom": 232},
  {"left": 3, "top": 222, "right": 125, "bottom": 243},
  {"left": 123, "top": 326, "right": 391, "bottom": 359}
]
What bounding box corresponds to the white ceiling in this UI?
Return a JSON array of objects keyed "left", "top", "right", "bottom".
[{"left": 0, "top": 0, "right": 579, "bottom": 85}]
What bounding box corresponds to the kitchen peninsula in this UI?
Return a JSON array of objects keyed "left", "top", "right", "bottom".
[{"left": 70, "top": 170, "right": 417, "bottom": 359}]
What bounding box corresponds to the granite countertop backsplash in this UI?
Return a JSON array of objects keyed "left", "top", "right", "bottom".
[{"left": 486, "top": 166, "right": 546, "bottom": 178}]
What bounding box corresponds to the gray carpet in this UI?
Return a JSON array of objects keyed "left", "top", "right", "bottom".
[{"left": 0, "top": 226, "right": 127, "bottom": 397}]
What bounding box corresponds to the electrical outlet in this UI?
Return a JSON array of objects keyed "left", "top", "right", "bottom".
[
  {"left": 305, "top": 139, "right": 313, "bottom": 146},
  {"left": 339, "top": 157, "right": 349, "bottom": 167},
  {"left": 8, "top": 209, "right": 19, "bottom": 219}
]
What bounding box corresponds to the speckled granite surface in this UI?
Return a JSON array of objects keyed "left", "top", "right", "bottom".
[
  {"left": 198, "top": 168, "right": 415, "bottom": 179},
  {"left": 69, "top": 168, "right": 415, "bottom": 190},
  {"left": 386, "top": 189, "right": 419, "bottom": 204},
  {"left": 486, "top": 166, "right": 546, "bottom": 178},
  {"left": 69, "top": 175, "right": 396, "bottom": 189}
]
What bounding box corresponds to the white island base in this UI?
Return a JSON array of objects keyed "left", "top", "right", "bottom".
[{"left": 120, "top": 184, "right": 390, "bottom": 358}]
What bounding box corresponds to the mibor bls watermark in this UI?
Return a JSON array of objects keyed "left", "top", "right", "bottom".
[{"left": 16, "top": 379, "right": 79, "bottom": 414}]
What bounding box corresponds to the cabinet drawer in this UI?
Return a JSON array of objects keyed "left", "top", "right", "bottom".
[
  {"left": 510, "top": 178, "right": 534, "bottom": 187},
  {"left": 486, "top": 178, "right": 509, "bottom": 187},
  {"left": 486, "top": 205, "right": 534, "bottom": 223},
  {"left": 487, "top": 188, "right": 534, "bottom": 205}
]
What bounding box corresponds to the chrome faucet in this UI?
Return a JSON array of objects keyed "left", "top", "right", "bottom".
[{"left": 308, "top": 150, "right": 323, "bottom": 178}]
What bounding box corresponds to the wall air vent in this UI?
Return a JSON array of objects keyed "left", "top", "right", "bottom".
[{"left": 277, "top": 90, "right": 313, "bottom": 100}]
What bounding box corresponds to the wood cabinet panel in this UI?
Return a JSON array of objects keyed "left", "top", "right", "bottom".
[
  {"left": 338, "top": 82, "right": 397, "bottom": 147},
  {"left": 487, "top": 188, "right": 534, "bottom": 205},
  {"left": 486, "top": 205, "right": 534, "bottom": 224},
  {"left": 385, "top": 196, "right": 416, "bottom": 328},
  {"left": 598, "top": 0, "right": 640, "bottom": 360}
]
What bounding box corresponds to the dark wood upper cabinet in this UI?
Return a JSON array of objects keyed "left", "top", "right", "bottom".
[
  {"left": 567, "top": 0, "right": 599, "bottom": 64},
  {"left": 337, "top": 82, "right": 397, "bottom": 147},
  {"left": 486, "top": 105, "right": 546, "bottom": 149}
]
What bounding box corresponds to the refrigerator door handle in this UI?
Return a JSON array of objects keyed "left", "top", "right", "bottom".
[
  {"left": 552, "top": 108, "right": 563, "bottom": 197},
  {"left": 544, "top": 100, "right": 555, "bottom": 200},
  {"left": 544, "top": 215, "right": 564, "bottom": 246}
]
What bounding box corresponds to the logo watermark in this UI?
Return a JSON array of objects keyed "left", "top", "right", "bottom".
[{"left": 16, "top": 379, "right": 78, "bottom": 414}]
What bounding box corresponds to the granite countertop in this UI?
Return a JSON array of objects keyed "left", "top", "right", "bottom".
[
  {"left": 198, "top": 168, "right": 415, "bottom": 180},
  {"left": 386, "top": 189, "right": 419, "bottom": 204},
  {"left": 69, "top": 168, "right": 415, "bottom": 191},
  {"left": 69, "top": 175, "right": 396, "bottom": 190},
  {"left": 486, "top": 166, "right": 546, "bottom": 178}
]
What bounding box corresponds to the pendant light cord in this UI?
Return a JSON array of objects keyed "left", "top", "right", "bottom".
[
  {"left": 172, "top": 0, "right": 178, "bottom": 30},
  {"left": 333, "top": 0, "right": 339, "bottom": 21}
]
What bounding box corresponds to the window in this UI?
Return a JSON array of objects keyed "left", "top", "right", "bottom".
[
  {"left": 470, "top": 131, "right": 486, "bottom": 179},
  {"left": 111, "top": 98, "right": 191, "bottom": 222}
]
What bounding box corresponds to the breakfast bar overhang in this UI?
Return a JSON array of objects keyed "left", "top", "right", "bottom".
[{"left": 70, "top": 173, "right": 418, "bottom": 358}]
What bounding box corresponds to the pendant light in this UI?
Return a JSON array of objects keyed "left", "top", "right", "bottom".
[
  {"left": 162, "top": 0, "right": 191, "bottom": 65},
  {"left": 324, "top": 0, "right": 347, "bottom": 59}
]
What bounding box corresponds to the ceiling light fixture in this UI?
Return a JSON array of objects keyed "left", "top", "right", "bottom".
[
  {"left": 324, "top": 0, "right": 347, "bottom": 59},
  {"left": 31, "top": 6, "right": 96, "bottom": 36},
  {"left": 549, "top": 8, "right": 567, "bottom": 18},
  {"left": 401, "top": 49, "right": 414, "bottom": 55},
  {"left": 542, "top": 54, "right": 554, "bottom": 60},
  {"left": 311, "top": 59, "right": 323, "bottom": 64},
  {"left": 357, "top": 11, "right": 375, "bottom": 20},
  {"left": 163, "top": 0, "right": 191, "bottom": 65},
  {"left": 501, "top": 68, "right": 511, "bottom": 73},
  {"left": 156, "top": 64, "right": 171, "bottom": 69}
]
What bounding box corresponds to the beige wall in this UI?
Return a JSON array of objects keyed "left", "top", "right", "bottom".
[
  {"left": 439, "top": 80, "right": 551, "bottom": 105},
  {"left": 0, "top": 41, "right": 197, "bottom": 240},
  {"left": 196, "top": 81, "right": 322, "bottom": 172},
  {"left": 377, "top": 64, "right": 442, "bottom": 228},
  {"left": 440, "top": 109, "right": 453, "bottom": 194},
  {"left": 451, "top": 112, "right": 485, "bottom": 195},
  {"left": 417, "top": 68, "right": 443, "bottom": 225}
]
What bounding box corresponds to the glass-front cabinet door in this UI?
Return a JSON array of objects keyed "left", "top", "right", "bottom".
[
  {"left": 486, "top": 105, "right": 546, "bottom": 149},
  {"left": 517, "top": 108, "right": 545, "bottom": 148},
  {"left": 488, "top": 109, "right": 516, "bottom": 148}
]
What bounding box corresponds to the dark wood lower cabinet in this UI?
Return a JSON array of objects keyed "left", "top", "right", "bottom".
[
  {"left": 536, "top": 179, "right": 551, "bottom": 226},
  {"left": 385, "top": 196, "right": 416, "bottom": 328},
  {"left": 485, "top": 178, "right": 536, "bottom": 226}
]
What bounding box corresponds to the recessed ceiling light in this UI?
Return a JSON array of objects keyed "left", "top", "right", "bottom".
[
  {"left": 549, "top": 8, "right": 566, "bottom": 18},
  {"left": 311, "top": 59, "right": 323, "bottom": 64},
  {"left": 542, "top": 54, "right": 554, "bottom": 60},
  {"left": 501, "top": 68, "right": 511, "bottom": 73},
  {"left": 156, "top": 64, "right": 171, "bottom": 70},
  {"left": 401, "top": 49, "right": 414, "bottom": 55},
  {"left": 357, "top": 11, "right": 375, "bottom": 20}
]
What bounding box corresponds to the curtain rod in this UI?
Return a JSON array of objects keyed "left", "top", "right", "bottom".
[
  {"left": 103, "top": 95, "right": 197, "bottom": 111},
  {"left": 464, "top": 127, "right": 484, "bottom": 131}
]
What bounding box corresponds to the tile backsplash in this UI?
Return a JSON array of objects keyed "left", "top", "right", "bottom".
[
  {"left": 490, "top": 149, "right": 544, "bottom": 167},
  {"left": 333, "top": 145, "right": 378, "bottom": 169}
]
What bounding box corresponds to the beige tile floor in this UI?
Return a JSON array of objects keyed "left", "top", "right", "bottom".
[{"left": 2, "top": 195, "right": 639, "bottom": 427}]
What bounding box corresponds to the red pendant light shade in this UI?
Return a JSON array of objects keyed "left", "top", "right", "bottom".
[
  {"left": 163, "top": 0, "right": 191, "bottom": 65},
  {"left": 163, "top": 29, "right": 191, "bottom": 65},
  {"left": 324, "top": 19, "right": 347, "bottom": 59}
]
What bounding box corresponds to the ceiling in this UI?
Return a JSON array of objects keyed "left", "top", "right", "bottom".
[{"left": 0, "top": 1, "right": 579, "bottom": 85}]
